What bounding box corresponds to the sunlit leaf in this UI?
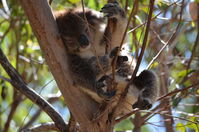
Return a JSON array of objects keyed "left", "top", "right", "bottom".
[
  {"left": 156, "top": 0, "right": 162, "bottom": 6},
  {"left": 150, "top": 61, "right": 159, "bottom": 68},
  {"left": 176, "top": 123, "right": 186, "bottom": 132},
  {"left": 68, "top": 0, "right": 80, "bottom": 4},
  {"left": 186, "top": 118, "right": 199, "bottom": 132}
]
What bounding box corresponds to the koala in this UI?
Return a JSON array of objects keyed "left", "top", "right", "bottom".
[
  {"left": 98, "top": 69, "right": 159, "bottom": 115},
  {"left": 112, "top": 55, "right": 159, "bottom": 110},
  {"left": 54, "top": 2, "right": 128, "bottom": 99},
  {"left": 131, "top": 70, "right": 159, "bottom": 110}
]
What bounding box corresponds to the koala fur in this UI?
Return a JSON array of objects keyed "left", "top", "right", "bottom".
[
  {"left": 54, "top": 2, "right": 128, "bottom": 99},
  {"left": 55, "top": 1, "right": 159, "bottom": 115}
]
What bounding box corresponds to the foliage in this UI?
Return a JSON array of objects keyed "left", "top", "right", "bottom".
[{"left": 0, "top": 0, "right": 199, "bottom": 131}]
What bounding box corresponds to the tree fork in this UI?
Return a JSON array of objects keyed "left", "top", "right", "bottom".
[{"left": 19, "top": 0, "right": 114, "bottom": 131}]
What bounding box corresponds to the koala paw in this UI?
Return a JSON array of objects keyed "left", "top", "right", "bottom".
[
  {"left": 132, "top": 98, "right": 152, "bottom": 110},
  {"left": 97, "top": 89, "right": 116, "bottom": 100},
  {"left": 109, "top": 47, "right": 128, "bottom": 68},
  {"left": 96, "top": 79, "right": 116, "bottom": 100},
  {"left": 100, "top": 2, "right": 125, "bottom": 18},
  {"left": 98, "top": 75, "right": 111, "bottom": 83}
]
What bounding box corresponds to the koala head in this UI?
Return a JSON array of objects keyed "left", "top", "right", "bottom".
[{"left": 55, "top": 9, "right": 90, "bottom": 53}]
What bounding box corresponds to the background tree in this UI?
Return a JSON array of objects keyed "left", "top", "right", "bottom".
[{"left": 0, "top": 0, "right": 199, "bottom": 132}]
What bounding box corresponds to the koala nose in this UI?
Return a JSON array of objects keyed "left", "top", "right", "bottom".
[{"left": 78, "top": 34, "right": 89, "bottom": 47}]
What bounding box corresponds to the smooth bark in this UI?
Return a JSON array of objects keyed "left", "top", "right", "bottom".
[{"left": 19, "top": 0, "right": 112, "bottom": 131}]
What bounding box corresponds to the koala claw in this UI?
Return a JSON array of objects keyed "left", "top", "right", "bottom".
[
  {"left": 97, "top": 89, "right": 116, "bottom": 100},
  {"left": 109, "top": 47, "right": 128, "bottom": 68},
  {"left": 100, "top": 2, "right": 124, "bottom": 18},
  {"left": 96, "top": 79, "right": 116, "bottom": 100},
  {"left": 97, "top": 75, "right": 116, "bottom": 100},
  {"left": 132, "top": 98, "right": 152, "bottom": 110},
  {"left": 96, "top": 77, "right": 116, "bottom": 100},
  {"left": 97, "top": 75, "right": 111, "bottom": 83}
]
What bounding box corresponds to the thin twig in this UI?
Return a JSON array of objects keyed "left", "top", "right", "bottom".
[
  {"left": 111, "top": 0, "right": 138, "bottom": 82},
  {"left": 181, "top": 15, "right": 199, "bottom": 83},
  {"left": 3, "top": 92, "right": 22, "bottom": 132},
  {"left": 142, "top": 101, "right": 170, "bottom": 121},
  {"left": 129, "top": 0, "right": 155, "bottom": 81},
  {"left": 157, "top": 81, "right": 199, "bottom": 101},
  {"left": 146, "top": 121, "right": 170, "bottom": 128},
  {"left": 124, "top": 0, "right": 128, "bottom": 13},
  {"left": 20, "top": 79, "right": 54, "bottom": 129},
  {"left": 0, "top": 75, "right": 11, "bottom": 82},
  {"left": 174, "top": 110, "right": 199, "bottom": 118},
  {"left": 128, "top": 1, "right": 180, "bottom": 34},
  {"left": 140, "top": 110, "right": 199, "bottom": 124},
  {"left": 0, "top": 20, "right": 16, "bottom": 44},
  {"left": 144, "top": 104, "right": 173, "bottom": 123},
  {"left": 112, "top": 0, "right": 155, "bottom": 122},
  {"left": 115, "top": 108, "right": 139, "bottom": 124},
  {"left": 19, "top": 92, "right": 61, "bottom": 131},
  {"left": 150, "top": 28, "right": 167, "bottom": 45},
  {"left": 147, "top": 0, "right": 184, "bottom": 69},
  {"left": 24, "top": 122, "right": 59, "bottom": 132},
  {"left": 110, "top": 0, "right": 139, "bottom": 119}
]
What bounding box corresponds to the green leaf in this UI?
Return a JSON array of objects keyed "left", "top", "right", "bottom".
[
  {"left": 68, "top": 0, "right": 80, "bottom": 4},
  {"left": 157, "top": 0, "right": 163, "bottom": 6},
  {"left": 114, "top": 119, "right": 133, "bottom": 131},
  {"left": 197, "top": 89, "right": 199, "bottom": 95},
  {"left": 176, "top": 123, "right": 186, "bottom": 132},
  {"left": 186, "top": 119, "right": 199, "bottom": 132},
  {"left": 150, "top": 61, "right": 159, "bottom": 68}
]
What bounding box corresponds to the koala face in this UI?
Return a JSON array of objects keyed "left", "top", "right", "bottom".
[
  {"left": 62, "top": 32, "right": 90, "bottom": 53},
  {"left": 56, "top": 10, "right": 91, "bottom": 53}
]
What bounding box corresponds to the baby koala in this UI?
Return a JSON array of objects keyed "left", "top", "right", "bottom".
[
  {"left": 99, "top": 69, "right": 159, "bottom": 112},
  {"left": 131, "top": 70, "right": 159, "bottom": 110}
]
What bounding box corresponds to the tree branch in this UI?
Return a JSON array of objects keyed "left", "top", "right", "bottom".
[
  {"left": 19, "top": 0, "right": 100, "bottom": 131},
  {"left": 157, "top": 81, "right": 199, "bottom": 101},
  {"left": 3, "top": 91, "right": 22, "bottom": 132},
  {"left": 0, "top": 48, "right": 68, "bottom": 131},
  {"left": 24, "top": 122, "right": 59, "bottom": 132},
  {"left": 19, "top": 93, "right": 61, "bottom": 131}
]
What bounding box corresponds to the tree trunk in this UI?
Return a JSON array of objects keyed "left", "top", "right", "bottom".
[{"left": 19, "top": 0, "right": 113, "bottom": 131}]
